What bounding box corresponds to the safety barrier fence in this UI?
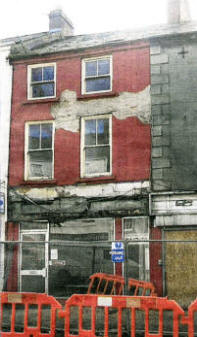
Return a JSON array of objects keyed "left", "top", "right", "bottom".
[
  {"left": 128, "top": 278, "right": 157, "bottom": 297},
  {"left": 87, "top": 273, "right": 125, "bottom": 295},
  {"left": 2, "top": 292, "right": 197, "bottom": 336},
  {"left": 0, "top": 292, "right": 62, "bottom": 336}
]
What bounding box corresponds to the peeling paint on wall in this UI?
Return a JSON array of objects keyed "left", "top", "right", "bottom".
[
  {"left": 51, "top": 86, "right": 151, "bottom": 132},
  {"left": 14, "top": 180, "right": 150, "bottom": 200}
]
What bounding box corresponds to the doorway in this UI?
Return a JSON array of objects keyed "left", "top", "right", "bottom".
[{"left": 20, "top": 230, "right": 48, "bottom": 293}]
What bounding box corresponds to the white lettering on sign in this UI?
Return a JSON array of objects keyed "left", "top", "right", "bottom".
[
  {"left": 98, "top": 297, "right": 112, "bottom": 307},
  {"left": 51, "top": 249, "right": 58, "bottom": 260}
]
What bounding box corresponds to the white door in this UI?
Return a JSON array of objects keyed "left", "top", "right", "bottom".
[{"left": 20, "top": 231, "right": 48, "bottom": 293}]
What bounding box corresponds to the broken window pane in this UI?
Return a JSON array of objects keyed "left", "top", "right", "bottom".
[
  {"left": 85, "top": 146, "right": 110, "bottom": 174},
  {"left": 29, "top": 150, "right": 53, "bottom": 178}
]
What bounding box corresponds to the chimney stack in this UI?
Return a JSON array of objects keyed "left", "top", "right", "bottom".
[
  {"left": 49, "top": 9, "right": 74, "bottom": 36},
  {"left": 167, "top": 0, "right": 191, "bottom": 24}
]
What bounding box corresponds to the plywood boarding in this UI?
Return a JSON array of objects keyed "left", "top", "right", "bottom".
[{"left": 165, "top": 230, "right": 197, "bottom": 307}]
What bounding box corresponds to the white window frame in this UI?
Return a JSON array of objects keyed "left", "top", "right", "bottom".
[
  {"left": 19, "top": 227, "right": 49, "bottom": 293},
  {"left": 81, "top": 55, "right": 112, "bottom": 95},
  {"left": 27, "top": 63, "right": 56, "bottom": 100},
  {"left": 123, "top": 217, "right": 150, "bottom": 281},
  {"left": 24, "top": 121, "right": 55, "bottom": 181},
  {"left": 80, "top": 114, "right": 112, "bottom": 178}
]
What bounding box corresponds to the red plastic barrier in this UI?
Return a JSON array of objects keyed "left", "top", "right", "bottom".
[
  {"left": 128, "top": 278, "right": 157, "bottom": 296},
  {"left": 87, "top": 273, "right": 125, "bottom": 295},
  {"left": 59, "top": 294, "right": 185, "bottom": 337},
  {"left": 0, "top": 292, "right": 62, "bottom": 337},
  {"left": 181, "top": 298, "right": 197, "bottom": 337}
]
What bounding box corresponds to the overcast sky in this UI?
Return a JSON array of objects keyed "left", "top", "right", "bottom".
[{"left": 0, "top": 0, "right": 197, "bottom": 40}]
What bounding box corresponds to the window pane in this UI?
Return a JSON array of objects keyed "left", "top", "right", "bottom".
[
  {"left": 128, "top": 245, "right": 140, "bottom": 280},
  {"left": 41, "top": 124, "right": 53, "bottom": 149},
  {"left": 85, "top": 120, "right": 96, "bottom": 145},
  {"left": 86, "top": 77, "right": 110, "bottom": 92},
  {"left": 32, "top": 68, "right": 42, "bottom": 82},
  {"left": 85, "top": 146, "right": 110, "bottom": 174},
  {"left": 85, "top": 61, "right": 97, "bottom": 77},
  {"left": 22, "top": 234, "right": 45, "bottom": 270},
  {"left": 98, "top": 59, "right": 110, "bottom": 76},
  {"left": 124, "top": 218, "right": 148, "bottom": 234},
  {"left": 97, "top": 119, "right": 109, "bottom": 145},
  {"left": 32, "top": 83, "right": 54, "bottom": 98},
  {"left": 43, "top": 66, "right": 54, "bottom": 81},
  {"left": 28, "top": 150, "right": 52, "bottom": 178},
  {"left": 29, "top": 125, "right": 40, "bottom": 149},
  {"left": 127, "top": 244, "right": 148, "bottom": 281}
]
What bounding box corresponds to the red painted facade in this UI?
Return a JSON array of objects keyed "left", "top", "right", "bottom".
[
  {"left": 7, "top": 41, "right": 154, "bottom": 294},
  {"left": 9, "top": 43, "right": 150, "bottom": 186},
  {"left": 6, "top": 222, "right": 19, "bottom": 291},
  {"left": 150, "top": 227, "right": 163, "bottom": 296}
]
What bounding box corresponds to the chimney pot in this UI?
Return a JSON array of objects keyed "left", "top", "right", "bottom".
[
  {"left": 49, "top": 9, "right": 74, "bottom": 36},
  {"left": 167, "top": 0, "right": 191, "bottom": 24}
]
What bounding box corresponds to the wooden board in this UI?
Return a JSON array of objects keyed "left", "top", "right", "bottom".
[{"left": 165, "top": 230, "right": 197, "bottom": 307}]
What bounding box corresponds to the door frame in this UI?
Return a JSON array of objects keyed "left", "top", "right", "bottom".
[{"left": 19, "top": 229, "right": 49, "bottom": 293}]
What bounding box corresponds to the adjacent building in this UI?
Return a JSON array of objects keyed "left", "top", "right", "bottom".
[
  {"left": 0, "top": 38, "right": 13, "bottom": 290},
  {"left": 150, "top": 0, "right": 197, "bottom": 307}
]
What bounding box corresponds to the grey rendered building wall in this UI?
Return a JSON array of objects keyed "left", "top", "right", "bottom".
[{"left": 151, "top": 33, "right": 197, "bottom": 191}]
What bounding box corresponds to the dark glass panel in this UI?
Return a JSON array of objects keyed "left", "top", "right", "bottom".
[
  {"left": 85, "top": 61, "right": 97, "bottom": 77},
  {"left": 85, "top": 119, "right": 96, "bottom": 145},
  {"left": 22, "top": 276, "right": 45, "bottom": 293},
  {"left": 41, "top": 124, "right": 53, "bottom": 149},
  {"left": 21, "top": 234, "right": 45, "bottom": 270},
  {"left": 86, "top": 77, "right": 110, "bottom": 92},
  {"left": 32, "top": 83, "right": 54, "bottom": 97},
  {"left": 43, "top": 66, "right": 54, "bottom": 81},
  {"left": 127, "top": 244, "right": 140, "bottom": 279},
  {"left": 98, "top": 59, "right": 110, "bottom": 76},
  {"left": 85, "top": 146, "right": 110, "bottom": 174},
  {"left": 32, "top": 67, "right": 42, "bottom": 82},
  {"left": 97, "top": 119, "right": 109, "bottom": 145},
  {"left": 29, "top": 124, "right": 40, "bottom": 149}
]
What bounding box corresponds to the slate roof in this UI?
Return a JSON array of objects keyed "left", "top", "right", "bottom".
[{"left": 8, "top": 21, "right": 197, "bottom": 61}]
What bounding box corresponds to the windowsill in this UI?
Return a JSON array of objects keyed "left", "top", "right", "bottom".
[
  {"left": 22, "top": 179, "right": 57, "bottom": 186},
  {"left": 77, "top": 175, "right": 115, "bottom": 184},
  {"left": 22, "top": 97, "right": 59, "bottom": 105},
  {"left": 77, "top": 92, "right": 119, "bottom": 100}
]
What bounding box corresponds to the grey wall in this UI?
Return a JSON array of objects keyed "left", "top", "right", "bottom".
[{"left": 151, "top": 34, "right": 197, "bottom": 191}]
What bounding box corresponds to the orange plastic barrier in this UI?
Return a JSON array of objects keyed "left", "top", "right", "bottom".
[
  {"left": 59, "top": 294, "right": 185, "bottom": 337},
  {"left": 128, "top": 278, "right": 157, "bottom": 296},
  {"left": 87, "top": 273, "right": 125, "bottom": 295},
  {"left": 181, "top": 298, "right": 197, "bottom": 337},
  {"left": 0, "top": 292, "right": 62, "bottom": 337}
]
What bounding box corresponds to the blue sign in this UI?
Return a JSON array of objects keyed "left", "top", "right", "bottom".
[
  {"left": 111, "top": 242, "right": 124, "bottom": 263},
  {"left": 0, "top": 194, "right": 4, "bottom": 214}
]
